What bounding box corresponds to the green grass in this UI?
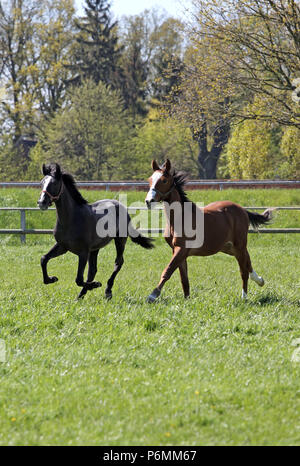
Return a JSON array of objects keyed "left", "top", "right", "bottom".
[{"left": 0, "top": 189, "right": 300, "bottom": 445}]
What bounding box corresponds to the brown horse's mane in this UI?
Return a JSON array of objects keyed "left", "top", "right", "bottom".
[
  {"left": 172, "top": 170, "right": 191, "bottom": 204},
  {"left": 62, "top": 172, "right": 88, "bottom": 205}
]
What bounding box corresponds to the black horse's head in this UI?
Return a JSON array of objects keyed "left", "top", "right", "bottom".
[{"left": 38, "top": 163, "right": 63, "bottom": 210}]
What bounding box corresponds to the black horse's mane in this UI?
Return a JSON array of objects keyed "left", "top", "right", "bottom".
[
  {"left": 172, "top": 170, "right": 191, "bottom": 203},
  {"left": 62, "top": 172, "right": 88, "bottom": 205}
]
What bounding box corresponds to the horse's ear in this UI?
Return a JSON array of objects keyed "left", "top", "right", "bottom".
[
  {"left": 51, "top": 163, "right": 61, "bottom": 179},
  {"left": 152, "top": 159, "right": 160, "bottom": 171},
  {"left": 163, "top": 159, "right": 171, "bottom": 173},
  {"left": 42, "top": 163, "right": 50, "bottom": 176}
]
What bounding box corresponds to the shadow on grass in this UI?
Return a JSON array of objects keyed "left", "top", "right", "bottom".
[{"left": 250, "top": 292, "right": 300, "bottom": 308}]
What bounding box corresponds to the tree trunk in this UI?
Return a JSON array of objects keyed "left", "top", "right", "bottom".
[{"left": 196, "top": 119, "right": 230, "bottom": 179}]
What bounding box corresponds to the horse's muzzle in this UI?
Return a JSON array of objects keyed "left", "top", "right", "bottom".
[
  {"left": 37, "top": 200, "right": 49, "bottom": 211},
  {"left": 146, "top": 199, "right": 155, "bottom": 209}
]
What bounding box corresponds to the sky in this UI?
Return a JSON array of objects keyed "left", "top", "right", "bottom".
[{"left": 75, "top": 0, "right": 190, "bottom": 19}]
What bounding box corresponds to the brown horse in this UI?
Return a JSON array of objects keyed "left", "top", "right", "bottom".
[{"left": 145, "top": 159, "right": 272, "bottom": 302}]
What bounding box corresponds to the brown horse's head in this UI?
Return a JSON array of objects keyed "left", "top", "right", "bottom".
[{"left": 145, "top": 159, "right": 175, "bottom": 207}]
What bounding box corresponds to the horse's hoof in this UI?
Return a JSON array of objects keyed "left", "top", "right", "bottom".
[
  {"left": 258, "top": 277, "right": 265, "bottom": 287},
  {"left": 105, "top": 288, "right": 112, "bottom": 300},
  {"left": 147, "top": 288, "right": 161, "bottom": 303},
  {"left": 93, "top": 281, "right": 102, "bottom": 289},
  {"left": 45, "top": 276, "right": 58, "bottom": 284}
]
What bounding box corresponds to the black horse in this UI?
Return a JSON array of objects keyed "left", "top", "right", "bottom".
[{"left": 38, "top": 163, "right": 153, "bottom": 299}]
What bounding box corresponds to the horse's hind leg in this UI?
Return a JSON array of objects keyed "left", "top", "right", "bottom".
[
  {"left": 235, "top": 247, "right": 265, "bottom": 299},
  {"left": 235, "top": 248, "right": 250, "bottom": 300},
  {"left": 105, "top": 237, "right": 127, "bottom": 300},
  {"left": 248, "top": 250, "right": 265, "bottom": 288},
  {"left": 41, "top": 243, "right": 67, "bottom": 284},
  {"left": 77, "top": 249, "right": 102, "bottom": 299}
]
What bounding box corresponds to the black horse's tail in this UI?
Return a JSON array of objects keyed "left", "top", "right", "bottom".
[
  {"left": 127, "top": 213, "right": 154, "bottom": 249},
  {"left": 115, "top": 202, "right": 155, "bottom": 249},
  {"left": 130, "top": 231, "right": 154, "bottom": 249},
  {"left": 246, "top": 208, "right": 274, "bottom": 229}
]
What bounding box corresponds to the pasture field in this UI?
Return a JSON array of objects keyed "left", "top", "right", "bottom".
[{"left": 0, "top": 188, "right": 299, "bottom": 445}]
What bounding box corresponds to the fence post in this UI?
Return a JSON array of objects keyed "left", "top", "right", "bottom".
[{"left": 20, "top": 209, "right": 26, "bottom": 244}]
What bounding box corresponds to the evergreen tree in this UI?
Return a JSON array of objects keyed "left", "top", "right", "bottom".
[
  {"left": 72, "top": 0, "right": 122, "bottom": 87},
  {"left": 118, "top": 15, "right": 148, "bottom": 118}
]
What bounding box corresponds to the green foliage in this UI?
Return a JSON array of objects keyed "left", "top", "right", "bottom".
[
  {"left": 131, "top": 114, "right": 199, "bottom": 179},
  {"left": 35, "top": 80, "right": 135, "bottom": 180},
  {"left": 0, "top": 137, "right": 31, "bottom": 181},
  {"left": 0, "top": 2, "right": 299, "bottom": 182},
  {"left": 72, "top": 0, "right": 122, "bottom": 87},
  {"left": 224, "top": 116, "right": 300, "bottom": 180},
  {"left": 25, "top": 143, "right": 46, "bottom": 181},
  {"left": 225, "top": 120, "right": 282, "bottom": 179},
  {"left": 118, "top": 14, "right": 149, "bottom": 118},
  {"left": 0, "top": 0, "right": 76, "bottom": 142},
  {"left": 279, "top": 127, "right": 300, "bottom": 180},
  {"left": 187, "top": 0, "right": 300, "bottom": 129}
]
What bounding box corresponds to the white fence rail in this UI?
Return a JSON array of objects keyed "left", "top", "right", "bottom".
[
  {"left": 1, "top": 206, "right": 299, "bottom": 243},
  {"left": 1, "top": 180, "right": 300, "bottom": 191}
]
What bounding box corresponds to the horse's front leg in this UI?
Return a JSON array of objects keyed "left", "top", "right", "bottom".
[
  {"left": 41, "top": 243, "right": 67, "bottom": 284},
  {"left": 76, "top": 251, "right": 101, "bottom": 299},
  {"left": 77, "top": 249, "right": 102, "bottom": 299},
  {"left": 147, "top": 246, "right": 188, "bottom": 303},
  {"left": 179, "top": 259, "right": 190, "bottom": 299}
]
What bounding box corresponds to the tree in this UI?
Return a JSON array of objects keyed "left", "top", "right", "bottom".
[
  {"left": 119, "top": 9, "right": 185, "bottom": 117},
  {"left": 148, "top": 17, "right": 184, "bottom": 103},
  {"left": 280, "top": 126, "right": 300, "bottom": 179},
  {"left": 225, "top": 119, "right": 281, "bottom": 179},
  {"left": 33, "top": 0, "right": 76, "bottom": 119},
  {"left": 71, "top": 0, "right": 122, "bottom": 87},
  {"left": 188, "top": 0, "right": 300, "bottom": 128},
  {"left": 167, "top": 41, "right": 231, "bottom": 178},
  {"left": 118, "top": 14, "right": 148, "bottom": 118},
  {"left": 166, "top": 0, "right": 300, "bottom": 178},
  {"left": 0, "top": 0, "right": 40, "bottom": 142},
  {"left": 31, "top": 80, "right": 135, "bottom": 180},
  {"left": 132, "top": 109, "right": 199, "bottom": 179},
  {"left": 0, "top": 0, "right": 75, "bottom": 141}
]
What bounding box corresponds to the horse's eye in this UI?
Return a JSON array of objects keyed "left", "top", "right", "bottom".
[{"left": 162, "top": 179, "right": 167, "bottom": 184}]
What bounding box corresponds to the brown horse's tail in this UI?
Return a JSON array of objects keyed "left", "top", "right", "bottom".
[{"left": 246, "top": 208, "right": 273, "bottom": 230}]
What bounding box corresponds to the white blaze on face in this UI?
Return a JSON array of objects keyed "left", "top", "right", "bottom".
[
  {"left": 39, "top": 175, "right": 52, "bottom": 204},
  {"left": 146, "top": 171, "right": 162, "bottom": 203}
]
